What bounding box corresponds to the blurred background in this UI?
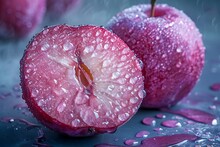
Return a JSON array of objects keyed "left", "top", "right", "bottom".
[{"left": 0, "top": 0, "right": 220, "bottom": 146}]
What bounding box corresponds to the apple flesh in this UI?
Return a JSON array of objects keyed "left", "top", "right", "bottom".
[
  {"left": 0, "top": 0, "right": 46, "bottom": 39},
  {"left": 107, "top": 4, "right": 205, "bottom": 108},
  {"left": 20, "top": 24, "right": 144, "bottom": 136}
]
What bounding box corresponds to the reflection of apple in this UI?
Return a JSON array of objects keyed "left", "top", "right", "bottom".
[
  {"left": 107, "top": 3, "right": 205, "bottom": 108},
  {"left": 46, "top": 0, "right": 80, "bottom": 17},
  {"left": 0, "top": 0, "right": 46, "bottom": 38},
  {"left": 20, "top": 25, "right": 144, "bottom": 136}
]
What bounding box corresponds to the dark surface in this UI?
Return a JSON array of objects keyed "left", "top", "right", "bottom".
[{"left": 0, "top": 0, "right": 220, "bottom": 146}]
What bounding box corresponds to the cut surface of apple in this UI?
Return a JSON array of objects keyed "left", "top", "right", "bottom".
[{"left": 20, "top": 25, "right": 144, "bottom": 136}]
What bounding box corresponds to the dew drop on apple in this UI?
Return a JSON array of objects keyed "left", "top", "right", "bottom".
[
  {"left": 129, "top": 77, "right": 137, "bottom": 84},
  {"left": 41, "top": 43, "right": 50, "bottom": 51},
  {"left": 43, "top": 29, "right": 49, "bottom": 35},
  {"left": 71, "top": 118, "right": 80, "bottom": 127},
  {"left": 111, "top": 71, "right": 120, "bottom": 79},
  {"left": 122, "top": 47, "right": 130, "bottom": 54},
  {"left": 130, "top": 97, "right": 139, "bottom": 104},
  {"left": 31, "top": 89, "right": 39, "bottom": 97},
  {"left": 118, "top": 113, "right": 129, "bottom": 121},
  {"left": 138, "top": 90, "right": 146, "bottom": 99},
  {"left": 95, "top": 30, "right": 101, "bottom": 36},
  {"left": 84, "top": 46, "right": 94, "bottom": 53},
  {"left": 104, "top": 44, "right": 109, "bottom": 49},
  {"left": 176, "top": 48, "right": 182, "bottom": 53},
  {"left": 38, "top": 99, "right": 45, "bottom": 106},
  {"left": 176, "top": 62, "right": 182, "bottom": 68},
  {"left": 57, "top": 103, "right": 66, "bottom": 113},
  {"left": 136, "top": 130, "right": 150, "bottom": 138},
  {"left": 63, "top": 42, "right": 74, "bottom": 51},
  {"left": 107, "top": 85, "right": 115, "bottom": 91},
  {"left": 102, "top": 59, "right": 111, "bottom": 68},
  {"left": 120, "top": 55, "right": 127, "bottom": 61}
]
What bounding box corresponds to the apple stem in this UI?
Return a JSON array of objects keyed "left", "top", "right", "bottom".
[{"left": 150, "top": 0, "right": 156, "bottom": 17}]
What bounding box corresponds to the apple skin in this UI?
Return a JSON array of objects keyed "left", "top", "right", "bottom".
[
  {"left": 0, "top": 0, "right": 46, "bottom": 39},
  {"left": 107, "top": 4, "right": 205, "bottom": 108}
]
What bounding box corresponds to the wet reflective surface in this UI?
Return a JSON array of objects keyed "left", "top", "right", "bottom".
[{"left": 0, "top": 0, "right": 220, "bottom": 146}]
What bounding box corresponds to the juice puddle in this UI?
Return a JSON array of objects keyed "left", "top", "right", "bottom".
[{"left": 162, "top": 108, "right": 217, "bottom": 125}]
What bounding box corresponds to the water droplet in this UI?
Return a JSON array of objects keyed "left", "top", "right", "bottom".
[
  {"left": 104, "top": 44, "right": 109, "bottom": 49},
  {"left": 130, "top": 97, "right": 139, "bottom": 104},
  {"left": 110, "top": 38, "right": 116, "bottom": 42},
  {"left": 129, "top": 77, "right": 137, "bottom": 84},
  {"left": 72, "top": 119, "right": 80, "bottom": 127},
  {"left": 124, "top": 139, "right": 138, "bottom": 146},
  {"left": 33, "top": 41, "right": 38, "bottom": 46},
  {"left": 41, "top": 43, "right": 50, "bottom": 51},
  {"left": 212, "top": 119, "right": 218, "bottom": 125},
  {"left": 176, "top": 62, "right": 182, "bottom": 68},
  {"left": 38, "top": 99, "right": 44, "bottom": 106},
  {"left": 162, "top": 54, "right": 167, "bottom": 58},
  {"left": 142, "top": 134, "right": 197, "bottom": 146},
  {"left": 162, "top": 108, "right": 217, "bottom": 125},
  {"left": 94, "top": 111, "right": 99, "bottom": 119},
  {"left": 84, "top": 46, "right": 94, "bottom": 53},
  {"left": 176, "top": 48, "right": 182, "bottom": 53},
  {"left": 210, "top": 83, "right": 220, "bottom": 91},
  {"left": 63, "top": 42, "right": 74, "bottom": 51},
  {"left": 118, "top": 113, "right": 129, "bottom": 121},
  {"left": 102, "top": 60, "right": 111, "bottom": 68},
  {"left": 9, "top": 118, "right": 15, "bottom": 123},
  {"left": 31, "top": 89, "right": 39, "bottom": 97},
  {"left": 209, "top": 105, "right": 217, "bottom": 111},
  {"left": 122, "top": 48, "right": 130, "bottom": 54},
  {"left": 138, "top": 90, "right": 145, "bottom": 99},
  {"left": 142, "top": 117, "right": 156, "bottom": 126},
  {"left": 118, "top": 78, "right": 126, "bottom": 84},
  {"left": 57, "top": 103, "right": 66, "bottom": 113},
  {"left": 155, "top": 113, "right": 166, "bottom": 119},
  {"left": 54, "top": 26, "right": 59, "bottom": 31},
  {"left": 111, "top": 71, "right": 120, "bottom": 79},
  {"left": 96, "top": 30, "right": 101, "bottom": 36},
  {"left": 43, "top": 29, "right": 49, "bottom": 35},
  {"left": 53, "top": 79, "right": 58, "bottom": 84},
  {"left": 121, "top": 55, "right": 127, "bottom": 61},
  {"left": 26, "top": 69, "right": 31, "bottom": 73},
  {"left": 161, "top": 120, "right": 182, "bottom": 128},
  {"left": 125, "top": 73, "right": 131, "bottom": 79},
  {"left": 136, "top": 130, "right": 150, "bottom": 138},
  {"left": 107, "top": 85, "right": 115, "bottom": 91},
  {"left": 153, "top": 127, "right": 163, "bottom": 132},
  {"left": 61, "top": 88, "right": 68, "bottom": 93}
]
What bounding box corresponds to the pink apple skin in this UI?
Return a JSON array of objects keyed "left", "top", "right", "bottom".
[
  {"left": 107, "top": 4, "right": 205, "bottom": 108},
  {"left": 0, "top": 0, "right": 46, "bottom": 39},
  {"left": 20, "top": 25, "right": 144, "bottom": 136},
  {"left": 46, "top": 0, "right": 81, "bottom": 17}
]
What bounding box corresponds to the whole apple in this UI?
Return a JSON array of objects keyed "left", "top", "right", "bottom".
[
  {"left": 107, "top": 4, "right": 205, "bottom": 108},
  {"left": 0, "top": 0, "right": 46, "bottom": 39},
  {"left": 46, "top": 0, "right": 81, "bottom": 18}
]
